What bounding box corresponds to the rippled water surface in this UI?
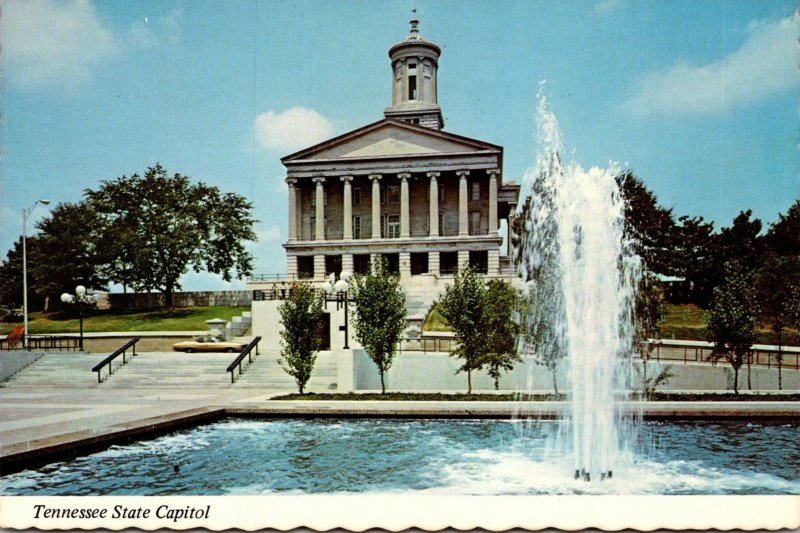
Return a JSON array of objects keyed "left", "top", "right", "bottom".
[{"left": 1, "top": 418, "right": 797, "bottom": 495}]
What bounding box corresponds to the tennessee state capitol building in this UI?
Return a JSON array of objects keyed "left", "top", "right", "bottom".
[{"left": 273, "top": 18, "right": 520, "bottom": 286}]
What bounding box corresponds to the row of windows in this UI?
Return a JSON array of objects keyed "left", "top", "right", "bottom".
[{"left": 309, "top": 182, "right": 482, "bottom": 207}]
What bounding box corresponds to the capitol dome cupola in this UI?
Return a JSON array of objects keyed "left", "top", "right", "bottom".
[{"left": 384, "top": 15, "right": 444, "bottom": 130}]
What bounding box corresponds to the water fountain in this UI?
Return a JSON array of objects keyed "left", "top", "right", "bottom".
[{"left": 516, "top": 88, "right": 641, "bottom": 482}]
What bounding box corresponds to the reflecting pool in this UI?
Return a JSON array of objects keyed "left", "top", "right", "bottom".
[{"left": 1, "top": 418, "right": 798, "bottom": 495}]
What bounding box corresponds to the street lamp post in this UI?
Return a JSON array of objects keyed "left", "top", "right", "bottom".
[
  {"left": 321, "top": 271, "right": 353, "bottom": 349},
  {"left": 22, "top": 199, "right": 50, "bottom": 349},
  {"left": 61, "top": 285, "right": 97, "bottom": 351}
]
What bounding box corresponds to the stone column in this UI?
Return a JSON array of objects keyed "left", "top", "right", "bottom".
[
  {"left": 399, "top": 251, "right": 411, "bottom": 280},
  {"left": 287, "top": 255, "right": 298, "bottom": 279},
  {"left": 488, "top": 169, "right": 500, "bottom": 234},
  {"left": 313, "top": 177, "right": 326, "bottom": 241},
  {"left": 314, "top": 255, "right": 326, "bottom": 280},
  {"left": 458, "top": 250, "right": 469, "bottom": 271},
  {"left": 341, "top": 175, "right": 353, "bottom": 240},
  {"left": 457, "top": 170, "right": 470, "bottom": 236},
  {"left": 488, "top": 250, "right": 500, "bottom": 276},
  {"left": 287, "top": 178, "right": 298, "bottom": 242},
  {"left": 507, "top": 201, "right": 517, "bottom": 256},
  {"left": 416, "top": 55, "right": 425, "bottom": 102},
  {"left": 342, "top": 253, "right": 354, "bottom": 274},
  {"left": 399, "top": 173, "right": 411, "bottom": 238},
  {"left": 428, "top": 172, "right": 440, "bottom": 237},
  {"left": 370, "top": 174, "right": 382, "bottom": 238},
  {"left": 429, "top": 251, "right": 440, "bottom": 276}
]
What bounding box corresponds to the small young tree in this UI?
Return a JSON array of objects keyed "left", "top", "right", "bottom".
[
  {"left": 278, "top": 283, "right": 324, "bottom": 394},
  {"left": 706, "top": 262, "right": 758, "bottom": 395},
  {"left": 483, "top": 279, "right": 522, "bottom": 390},
  {"left": 755, "top": 256, "right": 800, "bottom": 390},
  {"left": 351, "top": 258, "right": 407, "bottom": 394},
  {"left": 438, "top": 266, "right": 489, "bottom": 394}
]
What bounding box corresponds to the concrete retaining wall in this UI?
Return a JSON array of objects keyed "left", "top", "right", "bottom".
[
  {"left": 349, "top": 351, "right": 800, "bottom": 393},
  {"left": 0, "top": 352, "right": 45, "bottom": 381},
  {"left": 104, "top": 291, "right": 252, "bottom": 310}
]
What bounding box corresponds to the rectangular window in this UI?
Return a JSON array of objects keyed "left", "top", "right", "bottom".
[
  {"left": 381, "top": 214, "right": 386, "bottom": 238},
  {"left": 387, "top": 214, "right": 400, "bottom": 238},
  {"left": 470, "top": 211, "right": 481, "bottom": 235},
  {"left": 471, "top": 182, "right": 480, "bottom": 201},
  {"left": 310, "top": 216, "right": 316, "bottom": 240},
  {"left": 439, "top": 186, "right": 445, "bottom": 203},
  {"left": 353, "top": 187, "right": 362, "bottom": 206},
  {"left": 438, "top": 213, "right": 444, "bottom": 236},
  {"left": 380, "top": 186, "right": 386, "bottom": 204},
  {"left": 353, "top": 216, "right": 361, "bottom": 239},
  {"left": 408, "top": 75, "right": 417, "bottom": 100},
  {"left": 387, "top": 185, "right": 400, "bottom": 204}
]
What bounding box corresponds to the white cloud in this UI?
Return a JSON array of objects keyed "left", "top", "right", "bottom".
[
  {"left": 624, "top": 15, "right": 799, "bottom": 117},
  {"left": 254, "top": 107, "right": 335, "bottom": 153},
  {"left": 2, "top": 0, "right": 120, "bottom": 91}
]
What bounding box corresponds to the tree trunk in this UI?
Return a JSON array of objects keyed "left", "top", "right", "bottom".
[
  {"left": 552, "top": 368, "right": 559, "bottom": 397},
  {"left": 380, "top": 369, "right": 386, "bottom": 394},
  {"left": 467, "top": 370, "right": 472, "bottom": 395},
  {"left": 494, "top": 376, "right": 499, "bottom": 390},
  {"left": 747, "top": 354, "right": 752, "bottom": 391},
  {"left": 777, "top": 330, "right": 783, "bottom": 391},
  {"left": 733, "top": 365, "right": 739, "bottom": 395},
  {"left": 164, "top": 281, "right": 174, "bottom": 308},
  {"left": 299, "top": 382, "right": 305, "bottom": 395}
]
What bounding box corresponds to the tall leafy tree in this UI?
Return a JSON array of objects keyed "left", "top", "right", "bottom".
[
  {"left": 0, "top": 237, "right": 42, "bottom": 311},
  {"left": 351, "top": 258, "right": 407, "bottom": 394},
  {"left": 483, "top": 279, "right": 522, "bottom": 390},
  {"left": 278, "top": 283, "right": 325, "bottom": 394},
  {"left": 32, "top": 202, "right": 108, "bottom": 306},
  {"left": 85, "top": 164, "right": 257, "bottom": 306},
  {"left": 616, "top": 171, "right": 680, "bottom": 276},
  {"left": 438, "top": 267, "right": 489, "bottom": 394},
  {"left": 706, "top": 262, "right": 759, "bottom": 394},
  {"left": 763, "top": 199, "right": 800, "bottom": 257}
]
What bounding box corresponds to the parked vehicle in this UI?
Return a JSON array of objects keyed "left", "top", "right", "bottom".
[{"left": 172, "top": 336, "right": 245, "bottom": 353}]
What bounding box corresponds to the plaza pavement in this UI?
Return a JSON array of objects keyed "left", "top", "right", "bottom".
[{"left": 1, "top": 379, "right": 799, "bottom": 475}]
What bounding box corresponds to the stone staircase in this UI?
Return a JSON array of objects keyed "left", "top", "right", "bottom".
[
  {"left": 233, "top": 350, "right": 338, "bottom": 391},
  {"left": 1, "top": 353, "right": 109, "bottom": 389},
  {"left": 1, "top": 349, "right": 338, "bottom": 392}
]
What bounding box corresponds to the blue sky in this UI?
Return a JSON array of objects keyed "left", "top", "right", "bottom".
[{"left": 1, "top": 0, "right": 797, "bottom": 291}]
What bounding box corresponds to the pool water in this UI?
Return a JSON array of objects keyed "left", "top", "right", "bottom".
[{"left": 1, "top": 418, "right": 798, "bottom": 495}]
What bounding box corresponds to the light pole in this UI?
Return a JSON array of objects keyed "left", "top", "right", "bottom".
[
  {"left": 321, "top": 271, "right": 353, "bottom": 349},
  {"left": 61, "top": 285, "right": 97, "bottom": 351},
  {"left": 22, "top": 199, "right": 50, "bottom": 349}
]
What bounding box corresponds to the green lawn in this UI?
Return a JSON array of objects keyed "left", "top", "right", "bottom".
[
  {"left": 424, "top": 302, "right": 800, "bottom": 346},
  {"left": 1, "top": 306, "right": 249, "bottom": 335}
]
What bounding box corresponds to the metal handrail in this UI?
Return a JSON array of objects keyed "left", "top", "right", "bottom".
[
  {"left": 91, "top": 338, "right": 140, "bottom": 383},
  {"left": 227, "top": 336, "right": 262, "bottom": 383}
]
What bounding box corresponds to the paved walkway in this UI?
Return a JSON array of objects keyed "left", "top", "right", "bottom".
[{"left": 1, "top": 381, "right": 798, "bottom": 474}]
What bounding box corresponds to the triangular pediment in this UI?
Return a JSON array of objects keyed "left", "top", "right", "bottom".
[{"left": 282, "top": 120, "right": 501, "bottom": 163}]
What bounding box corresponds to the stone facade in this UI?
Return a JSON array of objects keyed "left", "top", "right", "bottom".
[{"left": 265, "top": 19, "right": 520, "bottom": 285}]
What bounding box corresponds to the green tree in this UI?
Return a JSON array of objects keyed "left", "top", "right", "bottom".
[
  {"left": 616, "top": 171, "right": 680, "bottom": 277},
  {"left": 706, "top": 262, "right": 759, "bottom": 394},
  {"left": 86, "top": 164, "right": 257, "bottom": 307},
  {"left": 351, "top": 258, "right": 407, "bottom": 393},
  {"left": 763, "top": 199, "right": 800, "bottom": 257},
  {"left": 278, "top": 283, "right": 325, "bottom": 394},
  {"left": 32, "top": 202, "right": 108, "bottom": 306},
  {"left": 438, "top": 267, "right": 489, "bottom": 394},
  {"left": 755, "top": 256, "right": 800, "bottom": 390},
  {"left": 483, "top": 279, "right": 522, "bottom": 390}
]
